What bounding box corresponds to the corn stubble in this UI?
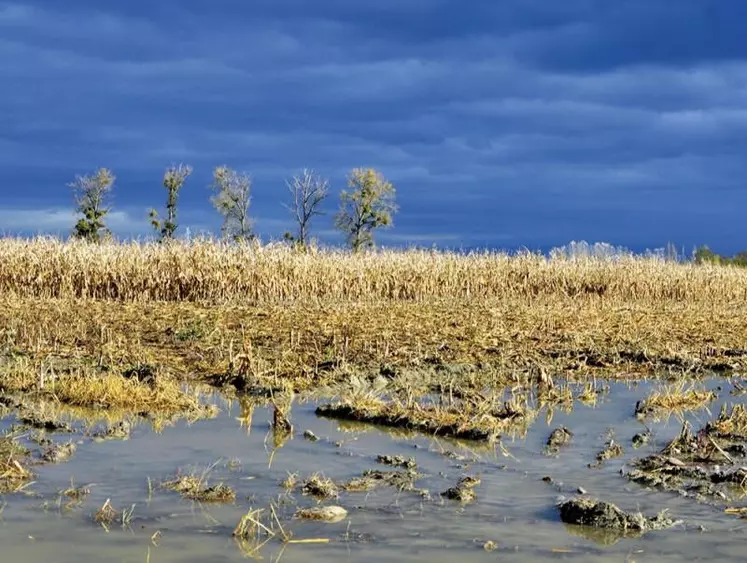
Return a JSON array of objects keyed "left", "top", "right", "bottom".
[{"left": 0, "top": 237, "right": 745, "bottom": 433}]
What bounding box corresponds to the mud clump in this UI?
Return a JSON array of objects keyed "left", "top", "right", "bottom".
[
  {"left": 544, "top": 426, "right": 573, "bottom": 455},
  {"left": 93, "top": 420, "right": 131, "bottom": 441},
  {"left": 162, "top": 475, "right": 236, "bottom": 503},
  {"left": 343, "top": 468, "right": 422, "bottom": 494},
  {"left": 441, "top": 486, "right": 476, "bottom": 503},
  {"left": 61, "top": 484, "right": 91, "bottom": 502},
  {"left": 632, "top": 431, "right": 651, "bottom": 448},
  {"left": 362, "top": 469, "right": 419, "bottom": 492},
  {"left": 558, "top": 497, "right": 678, "bottom": 536},
  {"left": 315, "top": 396, "right": 527, "bottom": 442},
  {"left": 42, "top": 441, "right": 77, "bottom": 463},
  {"left": 627, "top": 411, "right": 747, "bottom": 503},
  {"left": 295, "top": 505, "right": 348, "bottom": 522},
  {"left": 589, "top": 439, "right": 624, "bottom": 468},
  {"left": 458, "top": 475, "right": 481, "bottom": 488},
  {"left": 20, "top": 414, "right": 72, "bottom": 433},
  {"left": 441, "top": 475, "right": 481, "bottom": 503},
  {"left": 376, "top": 454, "right": 417, "bottom": 470},
  {"left": 301, "top": 474, "right": 339, "bottom": 499}
]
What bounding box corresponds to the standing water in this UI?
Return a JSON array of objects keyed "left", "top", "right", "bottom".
[{"left": 0, "top": 379, "right": 745, "bottom": 562}]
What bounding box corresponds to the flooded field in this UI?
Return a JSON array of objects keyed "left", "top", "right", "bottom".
[{"left": 1, "top": 378, "right": 746, "bottom": 562}]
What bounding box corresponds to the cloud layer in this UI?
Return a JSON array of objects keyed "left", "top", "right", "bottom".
[{"left": 1, "top": 1, "right": 746, "bottom": 251}]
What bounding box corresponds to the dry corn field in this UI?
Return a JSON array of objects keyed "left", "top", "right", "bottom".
[
  {"left": 0, "top": 236, "right": 745, "bottom": 419},
  {"left": 1, "top": 237, "right": 746, "bottom": 303}
]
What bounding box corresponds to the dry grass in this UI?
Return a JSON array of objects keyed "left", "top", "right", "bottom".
[
  {"left": 93, "top": 498, "right": 135, "bottom": 531},
  {"left": 301, "top": 473, "right": 338, "bottom": 499},
  {"left": 317, "top": 390, "right": 533, "bottom": 442},
  {"left": 0, "top": 431, "right": 33, "bottom": 494},
  {"left": 708, "top": 404, "right": 747, "bottom": 439},
  {"left": 636, "top": 382, "right": 716, "bottom": 417},
  {"left": 0, "top": 354, "right": 215, "bottom": 419},
  {"left": 1, "top": 237, "right": 746, "bottom": 303},
  {"left": 162, "top": 462, "right": 236, "bottom": 503},
  {"left": 1, "top": 288, "right": 744, "bottom": 405}
]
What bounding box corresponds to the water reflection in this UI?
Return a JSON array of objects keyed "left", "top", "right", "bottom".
[{"left": 0, "top": 377, "right": 742, "bottom": 562}]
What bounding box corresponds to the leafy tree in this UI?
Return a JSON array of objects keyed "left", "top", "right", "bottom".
[
  {"left": 694, "top": 246, "right": 720, "bottom": 265},
  {"left": 209, "top": 166, "right": 254, "bottom": 241},
  {"left": 284, "top": 169, "right": 329, "bottom": 248},
  {"left": 69, "top": 168, "right": 115, "bottom": 243},
  {"left": 692, "top": 245, "right": 747, "bottom": 267},
  {"left": 334, "top": 168, "right": 397, "bottom": 252},
  {"left": 150, "top": 164, "right": 192, "bottom": 240},
  {"left": 733, "top": 250, "right": 747, "bottom": 267}
]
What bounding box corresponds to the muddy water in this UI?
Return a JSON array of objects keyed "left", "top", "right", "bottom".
[{"left": 1, "top": 379, "right": 746, "bottom": 562}]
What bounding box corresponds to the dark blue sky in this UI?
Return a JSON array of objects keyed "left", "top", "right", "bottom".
[{"left": 1, "top": 1, "right": 746, "bottom": 253}]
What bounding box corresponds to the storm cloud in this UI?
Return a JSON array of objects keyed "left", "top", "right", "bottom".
[{"left": 1, "top": 0, "right": 745, "bottom": 251}]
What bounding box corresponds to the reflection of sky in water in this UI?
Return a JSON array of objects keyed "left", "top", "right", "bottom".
[{"left": 0, "top": 378, "right": 743, "bottom": 562}]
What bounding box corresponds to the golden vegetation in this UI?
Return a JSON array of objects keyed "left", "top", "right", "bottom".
[
  {"left": 0, "top": 432, "right": 33, "bottom": 494},
  {"left": 317, "top": 390, "right": 532, "bottom": 442},
  {"left": 0, "top": 237, "right": 746, "bottom": 303},
  {"left": 636, "top": 382, "right": 717, "bottom": 417},
  {"left": 162, "top": 461, "right": 236, "bottom": 503},
  {"left": 708, "top": 404, "right": 747, "bottom": 439},
  {"left": 0, "top": 238, "right": 745, "bottom": 440}
]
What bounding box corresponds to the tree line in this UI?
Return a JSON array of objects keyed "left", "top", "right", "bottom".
[
  {"left": 69, "top": 165, "right": 398, "bottom": 251},
  {"left": 693, "top": 246, "right": 747, "bottom": 267}
]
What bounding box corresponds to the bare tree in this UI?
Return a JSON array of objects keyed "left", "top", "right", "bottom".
[
  {"left": 284, "top": 169, "right": 329, "bottom": 247},
  {"left": 210, "top": 166, "right": 253, "bottom": 241},
  {"left": 150, "top": 163, "right": 192, "bottom": 240},
  {"left": 69, "top": 168, "right": 115, "bottom": 243},
  {"left": 335, "top": 168, "right": 397, "bottom": 252}
]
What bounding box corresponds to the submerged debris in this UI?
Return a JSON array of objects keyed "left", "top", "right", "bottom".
[
  {"left": 233, "top": 508, "right": 274, "bottom": 542},
  {"left": 589, "top": 439, "right": 624, "bottom": 468},
  {"left": 162, "top": 474, "right": 236, "bottom": 503},
  {"left": 281, "top": 472, "right": 299, "bottom": 491},
  {"left": 0, "top": 432, "right": 33, "bottom": 493},
  {"left": 42, "top": 441, "right": 77, "bottom": 463},
  {"left": 61, "top": 484, "right": 91, "bottom": 502},
  {"left": 627, "top": 411, "right": 747, "bottom": 503},
  {"left": 93, "top": 499, "right": 120, "bottom": 527},
  {"left": 458, "top": 475, "right": 481, "bottom": 489},
  {"left": 441, "top": 485, "right": 476, "bottom": 503},
  {"left": 343, "top": 468, "right": 421, "bottom": 493},
  {"left": 441, "top": 474, "right": 481, "bottom": 503},
  {"left": 635, "top": 384, "right": 715, "bottom": 418},
  {"left": 558, "top": 497, "right": 678, "bottom": 535},
  {"left": 376, "top": 454, "right": 417, "bottom": 470},
  {"left": 93, "top": 420, "right": 131, "bottom": 441},
  {"left": 93, "top": 498, "right": 134, "bottom": 530},
  {"left": 706, "top": 403, "right": 747, "bottom": 439},
  {"left": 316, "top": 393, "right": 530, "bottom": 442},
  {"left": 272, "top": 402, "right": 293, "bottom": 435},
  {"left": 544, "top": 426, "right": 573, "bottom": 455},
  {"left": 295, "top": 505, "right": 348, "bottom": 522},
  {"left": 301, "top": 474, "right": 339, "bottom": 499},
  {"left": 632, "top": 431, "right": 651, "bottom": 448},
  {"left": 19, "top": 413, "right": 72, "bottom": 433},
  {"left": 0, "top": 395, "right": 73, "bottom": 433},
  {"left": 725, "top": 506, "right": 747, "bottom": 519}
]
